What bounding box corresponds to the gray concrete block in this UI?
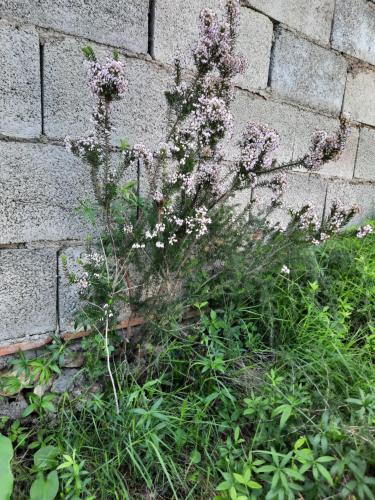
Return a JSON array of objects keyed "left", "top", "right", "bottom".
[
  {"left": 0, "top": 142, "right": 94, "bottom": 244},
  {"left": 326, "top": 179, "right": 375, "bottom": 225},
  {"left": 58, "top": 246, "right": 85, "bottom": 333},
  {"left": 153, "top": 1, "right": 272, "bottom": 91},
  {"left": 253, "top": 172, "right": 328, "bottom": 227},
  {"left": 354, "top": 127, "right": 375, "bottom": 181},
  {"left": 153, "top": 0, "right": 220, "bottom": 64},
  {"left": 43, "top": 36, "right": 170, "bottom": 149},
  {"left": 0, "top": 249, "right": 56, "bottom": 342},
  {"left": 244, "top": 0, "right": 335, "bottom": 43},
  {"left": 0, "top": 0, "right": 148, "bottom": 54},
  {"left": 236, "top": 8, "right": 273, "bottom": 91},
  {"left": 0, "top": 19, "right": 41, "bottom": 138},
  {"left": 343, "top": 70, "right": 375, "bottom": 127},
  {"left": 292, "top": 109, "right": 359, "bottom": 179},
  {"left": 269, "top": 29, "right": 347, "bottom": 114},
  {"left": 331, "top": 0, "right": 375, "bottom": 66}
]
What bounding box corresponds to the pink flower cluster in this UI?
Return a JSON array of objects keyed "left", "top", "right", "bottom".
[
  {"left": 290, "top": 200, "right": 360, "bottom": 246},
  {"left": 269, "top": 174, "right": 287, "bottom": 206},
  {"left": 324, "top": 200, "right": 360, "bottom": 234},
  {"left": 127, "top": 144, "right": 154, "bottom": 166},
  {"left": 291, "top": 204, "right": 319, "bottom": 232},
  {"left": 65, "top": 133, "right": 103, "bottom": 161},
  {"left": 88, "top": 58, "right": 127, "bottom": 100},
  {"left": 193, "top": 4, "right": 245, "bottom": 78},
  {"left": 303, "top": 115, "right": 350, "bottom": 170},
  {"left": 238, "top": 123, "right": 280, "bottom": 180},
  {"left": 192, "top": 96, "right": 233, "bottom": 147}
]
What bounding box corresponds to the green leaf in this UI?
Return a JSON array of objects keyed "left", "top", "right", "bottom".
[
  {"left": 317, "top": 455, "right": 335, "bottom": 463},
  {"left": 119, "top": 139, "right": 130, "bottom": 152},
  {"left": 233, "top": 473, "right": 246, "bottom": 485},
  {"left": 247, "top": 480, "right": 262, "bottom": 489},
  {"left": 190, "top": 450, "right": 201, "bottom": 464},
  {"left": 295, "top": 448, "right": 314, "bottom": 463},
  {"left": 30, "top": 470, "right": 59, "bottom": 500},
  {"left": 0, "top": 434, "right": 14, "bottom": 500},
  {"left": 257, "top": 465, "right": 276, "bottom": 473},
  {"left": 81, "top": 46, "right": 96, "bottom": 61},
  {"left": 216, "top": 481, "right": 231, "bottom": 491},
  {"left": 229, "top": 486, "right": 237, "bottom": 500},
  {"left": 294, "top": 437, "right": 306, "bottom": 450},
  {"left": 41, "top": 401, "right": 56, "bottom": 413},
  {"left": 22, "top": 404, "right": 36, "bottom": 417},
  {"left": 316, "top": 464, "right": 333, "bottom": 486},
  {"left": 272, "top": 404, "right": 293, "bottom": 429},
  {"left": 34, "top": 446, "right": 60, "bottom": 471}
]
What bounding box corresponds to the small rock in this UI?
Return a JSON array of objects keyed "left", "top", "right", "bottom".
[
  {"left": 63, "top": 350, "right": 85, "bottom": 368},
  {"left": 0, "top": 394, "right": 28, "bottom": 420},
  {"left": 33, "top": 383, "right": 51, "bottom": 397},
  {"left": 51, "top": 369, "right": 79, "bottom": 394}
]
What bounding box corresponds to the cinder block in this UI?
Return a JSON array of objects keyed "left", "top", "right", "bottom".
[
  {"left": 0, "top": 20, "right": 41, "bottom": 138},
  {"left": 253, "top": 172, "right": 328, "bottom": 227},
  {"left": 0, "top": 0, "right": 148, "bottom": 54},
  {"left": 244, "top": 0, "right": 335, "bottom": 43},
  {"left": 153, "top": 0, "right": 272, "bottom": 91},
  {"left": 343, "top": 70, "right": 375, "bottom": 127},
  {"left": 269, "top": 29, "right": 347, "bottom": 114},
  {"left": 0, "top": 142, "right": 94, "bottom": 244},
  {"left": 326, "top": 180, "right": 375, "bottom": 225},
  {"left": 236, "top": 9, "right": 273, "bottom": 91},
  {"left": 58, "top": 246, "right": 85, "bottom": 333},
  {"left": 292, "top": 109, "right": 359, "bottom": 179},
  {"left": 153, "top": 0, "right": 220, "bottom": 64},
  {"left": 229, "top": 91, "right": 299, "bottom": 163},
  {"left": 0, "top": 142, "right": 138, "bottom": 244},
  {"left": 43, "top": 36, "right": 170, "bottom": 149},
  {"left": 0, "top": 249, "right": 56, "bottom": 342},
  {"left": 331, "top": 0, "right": 375, "bottom": 65},
  {"left": 354, "top": 127, "right": 375, "bottom": 181},
  {"left": 281, "top": 173, "right": 328, "bottom": 222}
]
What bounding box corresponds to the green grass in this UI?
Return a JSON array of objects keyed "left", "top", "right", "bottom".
[{"left": 5, "top": 222, "right": 375, "bottom": 499}]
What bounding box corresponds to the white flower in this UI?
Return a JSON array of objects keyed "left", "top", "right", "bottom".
[
  {"left": 156, "top": 241, "right": 164, "bottom": 248},
  {"left": 168, "top": 234, "right": 178, "bottom": 246},
  {"left": 124, "top": 223, "right": 133, "bottom": 234},
  {"left": 281, "top": 265, "right": 290, "bottom": 275},
  {"left": 357, "top": 224, "right": 373, "bottom": 239}
]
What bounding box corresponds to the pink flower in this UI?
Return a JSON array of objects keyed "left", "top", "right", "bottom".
[{"left": 88, "top": 58, "right": 127, "bottom": 100}]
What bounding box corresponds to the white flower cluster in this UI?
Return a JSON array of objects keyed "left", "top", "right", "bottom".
[
  {"left": 185, "top": 206, "right": 212, "bottom": 239},
  {"left": 131, "top": 205, "right": 212, "bottom": 251},
  {"left": 85, "top": 252, "right": 105, "bottom": 267},
  {"left": 357, "top": 224, "right": 373, "bottom": 239}
]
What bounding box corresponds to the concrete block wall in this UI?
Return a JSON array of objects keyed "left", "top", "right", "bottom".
[{"left": 0, "top": 0, "right": 374, "bottom": 349}]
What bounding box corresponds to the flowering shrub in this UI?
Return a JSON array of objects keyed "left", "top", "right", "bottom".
[{"left": 64, "top": 0, "right": 360, "bottom": 376}]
